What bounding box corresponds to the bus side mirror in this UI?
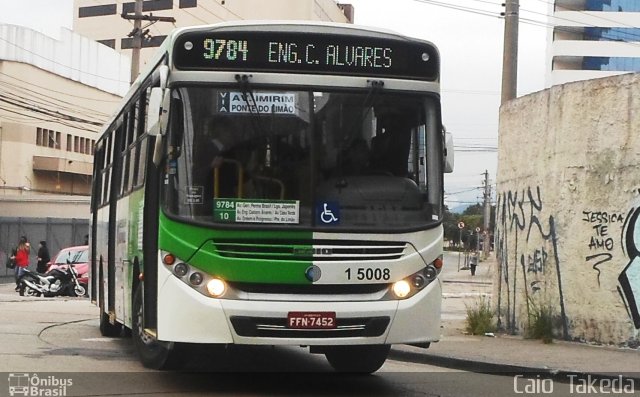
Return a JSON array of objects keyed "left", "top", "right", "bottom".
[
  {"left": 147, "top": 88, "right": 163, "bottom": 136},
  {"left": 444, "top": 132, "right": 454, "bottom": 173}
]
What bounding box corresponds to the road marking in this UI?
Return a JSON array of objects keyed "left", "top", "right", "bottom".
[{"left": 81, "top": 338, "right": 117, "bottom": 342}]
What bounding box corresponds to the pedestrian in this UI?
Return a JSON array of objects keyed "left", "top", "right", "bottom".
[
  {"left": 470, "top": 254, "right": 478, "bottom": 276},
  {"left": 36, "top": 240, "right": 50, "bottom": 274},
  {"left": 11, "top": 236, "right": 30, "bottom": 291}
]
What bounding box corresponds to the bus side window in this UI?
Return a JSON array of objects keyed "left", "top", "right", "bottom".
[
  {"left": 102, "top": 132, "right": 114, "bottom": 205},
  {"left": 120, "top": 111, "right": 131, "bottom": 196},
  {"left": 92, "top": 144, "right": 105, "bottom": 211}
]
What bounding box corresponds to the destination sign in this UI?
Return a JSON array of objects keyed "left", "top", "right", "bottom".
[
  {"left": 214, "top": 199, "right": 300, "bottom": 224},
  {"left": 173, "top": 31, "right": 439, "bottom": 81},
  {"left": 217, "top": 92, "right": 298, "bottom": 115}
]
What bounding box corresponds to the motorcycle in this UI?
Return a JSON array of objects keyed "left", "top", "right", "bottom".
[{"left": 19, "top": 264, "right": 86, "bottom": 297}]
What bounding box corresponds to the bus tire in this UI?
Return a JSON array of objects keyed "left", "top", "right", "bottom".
[
  {"left": 132, "top": 285, "right": 182, "bottom": 369},
  {"left": 324, "top": 344, "right": 390, "bottom": 373}
]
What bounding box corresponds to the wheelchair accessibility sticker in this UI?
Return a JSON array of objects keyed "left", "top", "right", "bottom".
[{"left": 317, "top": 202, "right": 340, "bottom": 225}]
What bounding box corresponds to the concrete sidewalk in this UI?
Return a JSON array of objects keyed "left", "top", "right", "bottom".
[{"left": 408, "top": 253, "right": 640, "bottom": 380}]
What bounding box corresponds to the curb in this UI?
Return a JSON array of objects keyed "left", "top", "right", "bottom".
[
  {"left": 390, "top": 346, "right": 640, "bottom": 382},
  {"left": 442, "top": 279, "right": 491, "bottom": 285}
]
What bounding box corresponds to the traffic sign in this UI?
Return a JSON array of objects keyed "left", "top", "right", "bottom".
[
  {"left": 458, "top": 221, "right": 465, "bottom": 229},
  {"left": 475, "top": 227, "right": 481, "bottom": 233}
]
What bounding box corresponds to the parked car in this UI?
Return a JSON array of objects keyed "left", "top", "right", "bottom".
[{"left": 47, "top": 245, "right": 89, "bottom": 295}]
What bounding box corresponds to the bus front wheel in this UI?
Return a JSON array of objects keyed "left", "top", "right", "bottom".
[
  {"left": 324, "top": 345, "right": 390, "bottom": 373},
  {"left": 132, "top": 285, "right": 183, "bottom": 369}
]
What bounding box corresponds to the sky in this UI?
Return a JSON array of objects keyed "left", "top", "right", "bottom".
[{"left": 0, "top": 0, "right": 551, "bottom": 209}]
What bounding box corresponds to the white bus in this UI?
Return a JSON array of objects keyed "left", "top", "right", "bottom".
[{"left": 90, "top": 21, "right": 454, "bottom": 373}]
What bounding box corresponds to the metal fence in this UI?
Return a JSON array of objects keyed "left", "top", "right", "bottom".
[{"left": 0, "top": 217, "right": 88, "bottom": 278}]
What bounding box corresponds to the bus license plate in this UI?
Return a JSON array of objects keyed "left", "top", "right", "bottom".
[{"left": 287, "top": 312, "right": 336, "bottom": 329}]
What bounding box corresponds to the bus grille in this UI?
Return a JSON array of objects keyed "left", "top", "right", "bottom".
[
  {"left": 230, "top": 316, "right": 390, "bottom": 338},
  {"left": 228, "top": 282, "right": 389, "bottom": 295},
  {"left": 212, "top": 239, "right": 407, "bottom": 261}
]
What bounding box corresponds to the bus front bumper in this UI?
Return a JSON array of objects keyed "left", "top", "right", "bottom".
[{"left": 156, "top": 266, "right": 442, "bottom": 346}]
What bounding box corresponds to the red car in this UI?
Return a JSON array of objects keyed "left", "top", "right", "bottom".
[{"left": 47, "top": 245, "right": 89, "bottom": 294}]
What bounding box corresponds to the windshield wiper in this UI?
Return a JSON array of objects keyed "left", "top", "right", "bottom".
[
  {"left": 235, "top": 74, "right": 274, "bottom": 167},
  {"left": 342, "top": 80, "right": 384, "bottom": 150}
]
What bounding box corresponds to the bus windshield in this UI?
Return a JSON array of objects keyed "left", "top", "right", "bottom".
[{"left": 162, "top": 86, "right": 442, "bottom": 231}]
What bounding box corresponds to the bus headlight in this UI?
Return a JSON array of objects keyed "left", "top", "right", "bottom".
[
  {"left": 206, "top": 278, "right": 226, "bottom": 297},
  {"left": 387, "top": 257, "right": 443, "bottom": 300},
  {"left": 392, "top": 280, "right": 411, "bottom": 298},
  {"left": 161, "top": 250, "right": 235, "bottom": 299}
]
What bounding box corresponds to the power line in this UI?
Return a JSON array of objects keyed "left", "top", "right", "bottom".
[
  {"left": 410, "top": 0, "right": 640, "bottom": 46},
  {"left": 0, "top": 71, "right": 121, "bottom": 103},
  {"left": 0, "top": 81, "right": 110, "bottom": 120},
  {"left": 413, "top": 0, "right": 502, "bottom": 19},
  {"left": 0, "top": 94, "right": 103, "bottom": 130}
]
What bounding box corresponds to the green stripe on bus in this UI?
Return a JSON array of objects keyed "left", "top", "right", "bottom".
[{"left": 158, "top": 212, "right": 314, "bottom": 284}]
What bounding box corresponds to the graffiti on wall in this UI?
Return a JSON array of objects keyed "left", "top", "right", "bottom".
[
  {"left": 496, "top": 187, "right": 640, "bottom": 338},
  {"left": 495, "top": 186, "right": 569, "bottom": 338},
  {"left": 582, "top": 211, "right": 625, "bottom": 286},
  {"left": 621, "top": 207, "right": 640, "bottom": 329}
]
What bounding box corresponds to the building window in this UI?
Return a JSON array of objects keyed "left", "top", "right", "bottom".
[
  {"left": 36, "top": 128, "right": 43, "bottom": 146},
  {"left": 585, "top": 0, "right": 640, "bottom": 12},
  {"left": 582, "top": 27, "right": 640, "bottom": 42},
  {"left": 583, "top": 56, "right": 640, "bottom": 72},
  {"left": 36, "top": 128, "right": 60, "bottom": 149},
  {"left": 79, "top": 4, "right": 117, "bottom": 18},
  {"left": 179, "top": 0, "right": 197, "bottom": 8},
  {"left": 67, "top": 134, "right": 72, "bottom": 151},
  {"left": 123, "top": 0, "right": 172, "bottom": 14}
]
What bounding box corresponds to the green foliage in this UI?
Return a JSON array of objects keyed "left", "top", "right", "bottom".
[
  {"left": 526, "top": 301, "right": 555, "bottom": 344},
  {"left": 443, "top": 202, "right": 497, "bottom": 250},
  {"left": 465, "top": 297, "right": 496, "bottom": 335},
  {"left": 462, "top": 204, "right": 483, "bottom": 216}
]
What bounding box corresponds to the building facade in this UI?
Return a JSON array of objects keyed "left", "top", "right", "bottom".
[
  {"left": 548, "top": 0, "right": 640, "bottom": 86},
  {"left": 0, "top": 24, "right": 129, "bottom": 218},
  {"left": 73, "top": 0, "right": 353, "bottom": 71}
]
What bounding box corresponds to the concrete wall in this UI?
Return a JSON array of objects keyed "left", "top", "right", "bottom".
[
  {"left": 0, "top": 216, "right": 89, "bottom": 279},
  {"left": 495, "top": 73, "right": 640, "bottom": 345}
]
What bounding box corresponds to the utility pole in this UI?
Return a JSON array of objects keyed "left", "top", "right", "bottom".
[
  {"left": 501, "top": 0, "right": 519, "bottom": 104},
  {"left": 122, "top": 0, "right": 176, "bottom": 84},
  {"left": 130, "top": 0, "right": 142, "bottom": 84},
  {"left": 482, "top": 170, "right": 492, "bottom": 258}
]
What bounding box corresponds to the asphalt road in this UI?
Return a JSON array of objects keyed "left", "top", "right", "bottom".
[{"left": 0, "top": 262, "right": 585, "bottom": 397}]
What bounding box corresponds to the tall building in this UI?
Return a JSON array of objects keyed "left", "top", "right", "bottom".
[
  {"left": 548, "top": 0, "right": 640, "bottom": 86},
  {"left": 73, "top": 0, "right": 353, "bottom": 73}
]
